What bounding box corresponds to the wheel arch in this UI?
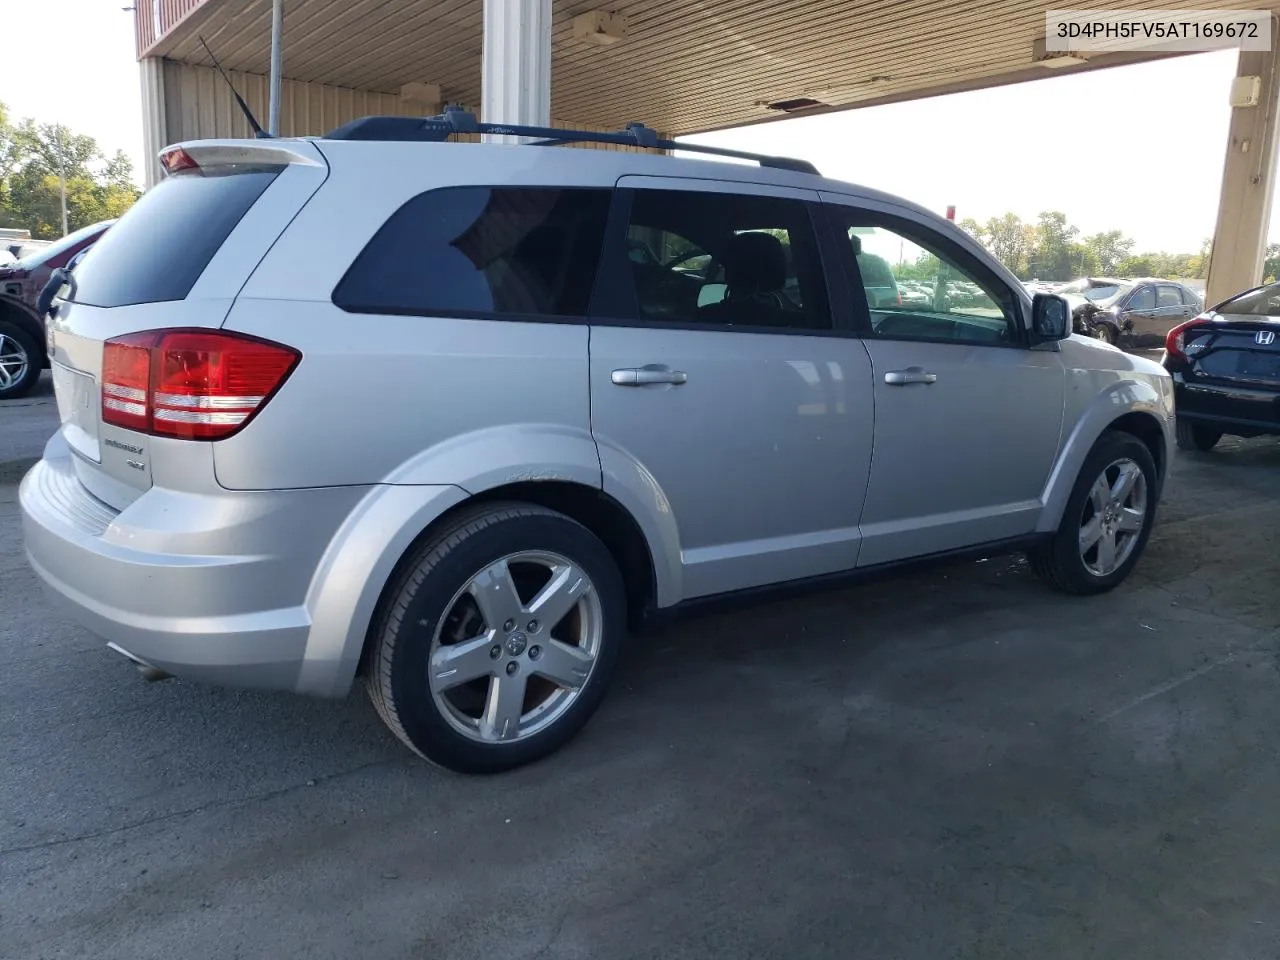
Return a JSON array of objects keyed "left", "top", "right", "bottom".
[
  {"left": 303, "top": 479, "right": 661, "bottom": 698},
  {"left": 1036, "top": 381, "right": 1171, "bottom": 533},
  {"left": 352, "top": 482, "right": 658, "bottom": 678}
]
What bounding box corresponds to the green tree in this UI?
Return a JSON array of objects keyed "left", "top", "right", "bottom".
[
  {"left": 1264, "top": 243, "right": 1280, "bottom": 283},
  {"left": 1083, "top": 230, "right": 1134, "bottom": 275},
  {"left": 0, "top": 102, "right": 140, "bottom": 238},
  {"left": 982, "top": 213, "right": 1029, "bottom": 277},
  {"left": 1029, "top": 211, "right": 1079, "bottom": 282}
]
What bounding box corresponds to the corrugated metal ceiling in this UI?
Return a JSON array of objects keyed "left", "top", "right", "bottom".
[{"left": 152, "top": 0, "right": 1280, "bottom": 135}]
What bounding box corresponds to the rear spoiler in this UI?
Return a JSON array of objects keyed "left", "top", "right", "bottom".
[{"left": 158, "top": 140, "right": 326, "bottom": 177}]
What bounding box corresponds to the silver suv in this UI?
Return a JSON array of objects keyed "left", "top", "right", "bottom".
[{"left": 21, "top": 114, "right": 1175, "bottom": 773}]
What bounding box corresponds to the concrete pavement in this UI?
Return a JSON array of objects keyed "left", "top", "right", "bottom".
[{"left": 2, "top": 375, "right": 1279, "bottom": 960}]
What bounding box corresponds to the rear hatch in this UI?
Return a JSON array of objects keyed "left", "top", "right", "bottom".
[{"left": 47, "top": 140, "right": 327, "bottom": 509}]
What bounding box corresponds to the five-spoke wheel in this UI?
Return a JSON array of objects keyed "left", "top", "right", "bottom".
[{"left": 366, "top": 503, "right": 624, "bottom": 773}]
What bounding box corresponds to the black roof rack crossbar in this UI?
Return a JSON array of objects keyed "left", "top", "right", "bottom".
[{"left": 324, "top": 107, "right": 819, "bottom": 175}]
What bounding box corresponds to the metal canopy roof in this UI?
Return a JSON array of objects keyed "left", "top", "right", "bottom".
[{"left": 142, "top": 0, "right": 1278, "bottom": 136}]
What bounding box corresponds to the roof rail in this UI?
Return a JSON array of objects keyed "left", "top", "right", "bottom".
[{"left": 323, "top": 107, "right": 820, "bottom": 176}]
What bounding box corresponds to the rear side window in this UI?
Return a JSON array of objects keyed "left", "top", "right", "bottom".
[
  {"left": 333, "top": 187, "right": 611, "bottom": 319},
  {"left": 1157, "top": 285, "right": 1182, "bottom": 307},
  {"left": 69, "top": 166, "right": 281, "bottom": 308},
  {"left": 1219, "top": 282, "right": 1280, "bottom": 316}
]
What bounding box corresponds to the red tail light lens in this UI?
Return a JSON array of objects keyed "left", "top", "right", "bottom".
[
  {"left": 1165, "top": 314, "right": 1212, "bottom": 363},
  {"left": 101, "top": 333, "right": 153, "bottom": 432},
  {"left": 102, "top": 329, "right": 299, "bottom": 440}
]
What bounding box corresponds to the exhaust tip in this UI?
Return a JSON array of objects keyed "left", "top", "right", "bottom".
[{"left": 107, "top": 642, "right": 173, "bottom": 682}]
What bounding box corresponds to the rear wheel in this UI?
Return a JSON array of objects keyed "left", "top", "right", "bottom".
[
  {"left": 1029, "top": 431, "right": 1158, "bottom": 595},
  {"left": 0, "top": 321, "right": 40, "bottom": 400},
  {"left": 366, "top": 503, "right": 626, "bottom": 773},
  {"left": 1175, "top": 417, "right": 1222, "bottom": 452}
]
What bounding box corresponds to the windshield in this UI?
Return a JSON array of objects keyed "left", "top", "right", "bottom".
[
  {"left": 12, "top": 220, "right": 111, "bottom": 268},
  {"left": 1059, "top": 279, "right": 1128, "bottom": 303}
]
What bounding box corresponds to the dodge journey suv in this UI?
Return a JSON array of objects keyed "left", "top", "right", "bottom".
[{"left": 22, "top": 112, "right": 1175, "bottom": 773}]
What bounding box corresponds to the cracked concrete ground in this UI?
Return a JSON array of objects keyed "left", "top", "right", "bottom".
[{"left": 2, "top": 371, "right": 1279, "bottom": 960}]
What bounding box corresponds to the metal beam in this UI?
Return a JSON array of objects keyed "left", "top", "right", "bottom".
[
  {"left": 481, "top": 0, "right": 551, "bottom": 127},
  {"left": 1206, "top": 19, "right": 1280, "bottom": 305},
  {"left": 268, "top": 0, "right": 284, "bottom": 136}
]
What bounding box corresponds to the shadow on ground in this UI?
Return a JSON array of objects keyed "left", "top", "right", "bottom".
[{"left": 2, "top": 420, "right": 1278, "bottom": 960}]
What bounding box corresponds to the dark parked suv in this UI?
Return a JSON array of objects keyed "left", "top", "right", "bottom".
[{"left": 0, "top": 220, "right": 114, "bottom": 399}]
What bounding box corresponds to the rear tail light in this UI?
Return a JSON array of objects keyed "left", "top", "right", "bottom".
[
  {"left": 896, "top": 289, "right": 903, "bottom": 306},
  {"left": 102, "top": 329, "right": 299, "bottom": 440},
  {"left": 1165, "top": 314, "right": 1212, "bottom": 363}
]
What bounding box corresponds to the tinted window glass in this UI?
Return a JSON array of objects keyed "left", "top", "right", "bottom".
[
  {"left": 832, "top": 211, "right": 1018, "bottom": 345},
  {"left": 615, "top": 189, "right": 831, "bottom": 330},
  {"left": 1128, "top": 286, "right": 1156, "bottom": 310},
  {"left": 1180, "top": 286, "right": 1202, "bottom": 306},
  {"left": 69, "top": 167, "right": 280, "bottom": 308},
  {"left": 1220, "top": 282, "right": 1280, "bottom": 316},
  {"left": 333, "top": 187, "right": 610, "bottom": 318},
  {"left": 1157, "top": 285, "right": 1182, "bottom": 307}
]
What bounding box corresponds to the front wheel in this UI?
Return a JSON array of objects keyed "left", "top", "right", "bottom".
[
  {"left": 1175, "top": 417, "right": 1222, "bottom": 452},
  {"left": 1092, "top": 323, "right": 1118, "bottom": 346},
  {"left": 1029, "top": 431, "right": 1158, "bottom": 595},
  {"left": 366, "top": 502, "right": 626, "bottom": 773}
]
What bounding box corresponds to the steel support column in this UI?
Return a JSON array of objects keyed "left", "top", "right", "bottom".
[
  {"left": 1206, "top": 20, "right": 1280, "bottom": 305},
  {"left": 481, "top": 0, "right": 552, "bottom": 126},
  {"left": 268, "top": 0, "right": 284, "bottom": 136},
  {"left": 139, "top": 57, "right": 168, "bottom": 188}
]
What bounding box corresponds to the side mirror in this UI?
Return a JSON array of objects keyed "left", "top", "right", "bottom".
[{"left": 1031, "top": 293, "right": 1071, "bottom": 342}]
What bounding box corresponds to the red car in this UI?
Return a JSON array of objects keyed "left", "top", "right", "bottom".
[{"left": 0, "top": 219, "right": 114, "bottom": 399}]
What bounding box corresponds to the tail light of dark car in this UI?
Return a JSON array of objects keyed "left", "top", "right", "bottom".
[
  {"left": 102, "top": 329, "right": 300, "bottom": 440},
  {"left": 1165, "top": 314, "right": 1213, "bottom": 364}
]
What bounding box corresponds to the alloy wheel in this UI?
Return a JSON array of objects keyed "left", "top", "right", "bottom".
[
  {"left": 0, "top": 333, "right": 30, "bottom": 390},
  {"left": 428, "top": 550, "right": 603, "bottom": 744},
  {"left": 1078, "top": 457, "right": 1147, "bottom": 577}
]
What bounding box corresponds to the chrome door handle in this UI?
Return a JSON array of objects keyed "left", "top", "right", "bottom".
[
  {"left": 884, "top": 367, "right": 937, "bottom": 386},
  {"left": 611, "top": 366, "right": 688, "bottom": 386}
]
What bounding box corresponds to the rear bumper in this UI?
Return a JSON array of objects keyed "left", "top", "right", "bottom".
[
  {"left": 1174, "top": 379, "right": 1280, "bottom": 435},
  {"left": 20, "top": 436, "right": 372, "bottom": 694}
]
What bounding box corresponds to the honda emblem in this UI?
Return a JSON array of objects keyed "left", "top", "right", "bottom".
[{"left": 1256, "top": 330, "right": 1276, "bottom": 345}]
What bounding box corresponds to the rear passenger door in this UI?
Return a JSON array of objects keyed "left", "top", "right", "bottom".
[{"left": 588, "top": 178, "right": 875, "bottom": 601}]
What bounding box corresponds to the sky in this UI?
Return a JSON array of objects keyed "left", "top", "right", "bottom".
[{"left": 0, "top": 0, "right": 1272, "bottom": 253}]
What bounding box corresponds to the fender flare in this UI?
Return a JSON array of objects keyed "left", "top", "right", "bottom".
[
  {"left": 1035, "top": 379, "right": 1169, "bottom": 533},
  {"left": 295, "top": 424, "right": 678, "bottom": 696}
]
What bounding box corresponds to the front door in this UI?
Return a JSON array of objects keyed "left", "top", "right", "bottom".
[
  {"left": 589, "top": 178, "right": 875, "bottom": 601},
  {"left": 821, "top": 196, "right": 1066, "bottom": 567}
]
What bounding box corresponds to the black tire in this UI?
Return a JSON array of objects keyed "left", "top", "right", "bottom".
[
  {"left": 1029, "top": 430, "right": 1159, "bottom": 595},
  {"left": 1175, "top": 417, "right": 1222, "bottom": 452},
  {"left": 366, "top": 502, "right": 626, "bottom": 774},
  {"left": 0, "top": 320, "right": 41, "bottom": 400},
  {"left": 1092, "top": 323, "right": 1118, "bottom": 346}
]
